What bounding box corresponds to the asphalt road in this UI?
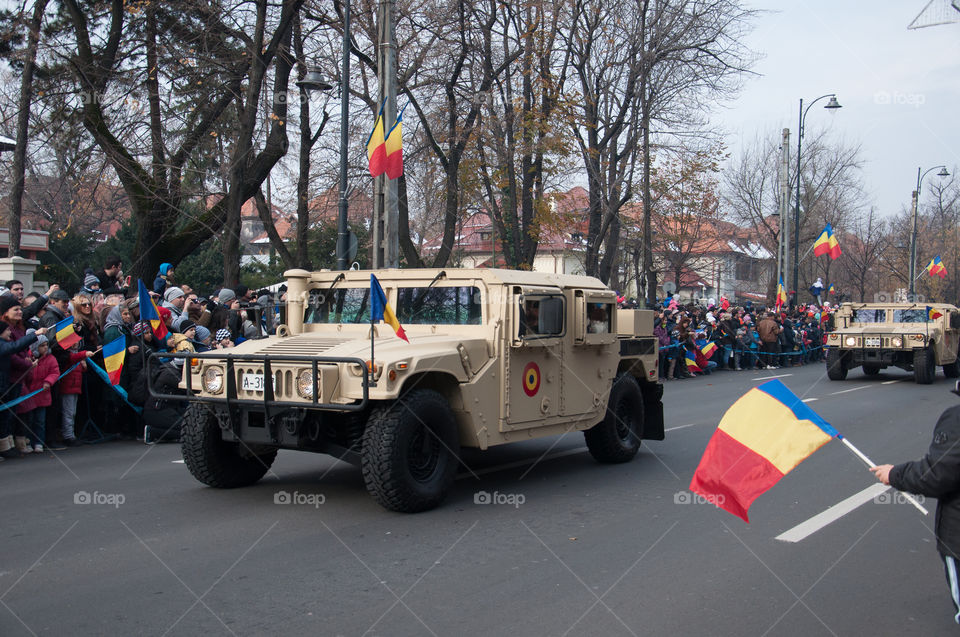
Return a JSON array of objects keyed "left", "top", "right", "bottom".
[{"left": 2, "top": 363, "right": 958, "bottom": 636}]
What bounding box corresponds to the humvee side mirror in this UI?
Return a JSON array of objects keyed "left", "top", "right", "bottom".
[{"left": 951, "top": 313, "right": 960, "bottom": 330}]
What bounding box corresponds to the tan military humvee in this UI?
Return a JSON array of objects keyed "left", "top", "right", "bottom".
[
  {"left": 156, "top": 269, "right": 664, "bottom": 512},
  {"left": 824, "top": 302, "right": 960, "bottom": 384}
]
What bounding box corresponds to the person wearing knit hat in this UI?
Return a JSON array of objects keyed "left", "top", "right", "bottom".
[
  {"left": 0, "top": 293, "right": 20, "bottom": 316},
  {"left": 153, "top": 263, "right": 174, "bottom": 295},
  {"left": 163, "top": 286, "right": 187, "bottom": 331},
  {"left": 193, "top": 325, "right": 212, "bottom": 351},
  {"left": 214, "top": 328, "right": 233, "bottom": 349},
  {"left": 82, "top": 273, "right": 101, "bottom": 293},
  {"left": 132, "top": 321, "right": 146, "bottom": 336},
  {"left": 218, "top": 288, "right": 237, "bottom": 305},
  {"left": 0, "top": 322, "right": 44, "bottom": 458}
]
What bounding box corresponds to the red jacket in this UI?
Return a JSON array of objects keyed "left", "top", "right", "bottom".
[
  {"left": 17, "top": 353, "right": 60, "bottom": 413},
  {"left": 59, "top": 351, "right": 88, "bottom": 395}
]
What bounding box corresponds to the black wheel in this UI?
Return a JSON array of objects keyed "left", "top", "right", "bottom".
[
  {"left": 943, "top": 355, "right": 960, "bottom": 379},
  {"left": 862, "top": 364, "right": 881, "bottom": 376},
  {"left": 584, "top": 374, "right": 644, "bottom": 463},
  {"left": 361, "top": 389, "right": 460, "bottom": 513},
  {"left": 826, "top": 349, "right": 848, "bottom": 381},
  {"left": 181, "top": 404, "right": 276, "bottom": 488},
  {"left": 914, "top": 348, "right": 936, "bottom": 384}
]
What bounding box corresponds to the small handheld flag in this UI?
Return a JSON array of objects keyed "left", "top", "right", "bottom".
[
  {"left": 103, "top": 336, "right": 126, "bottom": 385},
  {"left": 366, "top": 100, "right": 387, "bottom": 178},
  {"left": 926, "top": 256, "right": 947, "bottom": 279},
  {"left": 684, "top": 349, "right": 702, "bottom": 373},
  {"left": 700, "top": 341, "right": 718, "bottom": 358},
  {"left": 812, "top": 224, "right": 842, "bottom": 260},
  {"left": 138, "top": 279, "right": 169, "bottom": 340},
  {"left": 828, "top": 283, "right": 835, "bottom": 295},
  {"left": 370, "top": 274, "right": 408, "bottom": 342},
  {"left": 690, "top": 379, "right": 838, "bottom": 522},
  {"left": 927, "top": 306, "right": 943, "bottom": 320},
  {"left": 54, "top": 316, "right": 81, "bottom": 349}
]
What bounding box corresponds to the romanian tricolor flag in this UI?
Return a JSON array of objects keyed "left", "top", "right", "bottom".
[
  {"left": 103, "top": 336, "right": 125, "bottom": 385},
  {"left": 384, "top": 107, "right": 404, "bottom": 180},
  {"left": 775, "top": 276, "right": 788, "bottom": 311},
  {"left": 928, "top": 306, "right": 944, "bottom": 320},
  {"left": 812, "top": 224, "right": 842, "bottom": 260},
  {"left": 690, "top": 379, "right": 838, "bottom": 522},
  {"left": 926, "top": 256, "right": 947, "bottom": 279},
  {"left": 828, "top": 283, "right": 835, "bottom": 295},
  {"left": 370, "top": 274, "right": 408, "bottom": 342},
  {"left": 685, "top": 349, "right": 702, "bottom": 373},
  {"left": 366, "top": 101, "right": 387, "bottom": 178},
  {"left": 54, "top": 316, "right": 81, "bottom": 349},
  {"left": 138, "top": 279, "right": 168, "bottom": 340},
  {"left": 701, "top": 342, "right": 718, "bottom": 358}
]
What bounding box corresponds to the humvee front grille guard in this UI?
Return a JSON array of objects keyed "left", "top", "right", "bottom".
[{"left": 145, "top": 351, "right": 370, "bottom": 413}]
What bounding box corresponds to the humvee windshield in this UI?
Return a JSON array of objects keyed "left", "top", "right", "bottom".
[
  {"left": 892, "top": 309, "right": 931, "bottom": 323},
  {"left": 396, "top": 286, "right": 482, "bottom": 325},
  {"left": 304, "top": 288, "right": 369, "bottom": 324},
  {"left": 852, "top": 309, "right": 886, "bottom": 323}
]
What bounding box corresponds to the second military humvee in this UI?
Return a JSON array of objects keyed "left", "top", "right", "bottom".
[
  {"left": 153, "top": 269, "right": 664, "bottom": 512},
  {"left": 825, "top": 302, "right": 960, "bottom": 383}
]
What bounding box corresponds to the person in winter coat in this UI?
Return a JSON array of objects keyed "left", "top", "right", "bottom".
[
  {"left": 756, "top": 312, "right": 781, "bottom": 369},
  {"left": 143, "top": 358, "right": 186, "bottom": 444},
  {"left": 127, "top": 322, "right": 159, "bottom": 413},
  {"left": 16, "top": 334, "right": 59, "bottom": 453},
  {"left": 153, "top": 263, "right": 174, "bottom": 295},
  {"left": 0, "top": 295, "right": 37, "bottom": 453},
  {"left": 871, "top": 391, "right": 960, "bottom": 625},
  {"left": 0, "top": 322, "right": 45, "bottom": 458},
  {"left": 102, "top": 303, "right": 142, "bottom": 438}
]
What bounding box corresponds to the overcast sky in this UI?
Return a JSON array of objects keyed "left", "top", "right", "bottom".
[{"left": 715, "top": 1, "right": 960, "bottom": 219}]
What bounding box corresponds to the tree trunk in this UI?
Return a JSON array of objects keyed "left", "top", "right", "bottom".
[{"left": 642, "top": 109, "right": 656, "bottom": 307}]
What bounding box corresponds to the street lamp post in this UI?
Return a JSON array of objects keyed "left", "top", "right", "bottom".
[
  {"left": 793, "top": 94, "right": 841, "bottom": 306},
  {"left": 908, "top": 165, "right": 950, "bottom": 298}
]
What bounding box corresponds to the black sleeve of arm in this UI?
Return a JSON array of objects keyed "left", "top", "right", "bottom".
[
  {"left": 22, "top": 295, "right": 48, "bottom": 321},
  {"left": 890, "top": 406, "right": 960, "bottom": 498}
]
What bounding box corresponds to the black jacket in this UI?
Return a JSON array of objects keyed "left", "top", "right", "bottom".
[{"left": 890, "top": 405, "right": 960, "bottom": 558}]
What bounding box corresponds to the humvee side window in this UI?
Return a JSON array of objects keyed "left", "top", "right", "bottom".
[
  {"left": 587, "top": 303, "right": 613, "bottom": 334},
  {"left": 304, "top": 288, "right": 369, "bottom": 324},
  {"left": 852, "top": 309, "right": 885, "bottom": 323},
  {"left": 520, "top": 296, "right": 565, "bottom": 338},
  {"left": 893, "top": 309, "right": 930, "bottom": 323},
  {"left": 395, "top": 286, "right": 483, "bottom": 325}
]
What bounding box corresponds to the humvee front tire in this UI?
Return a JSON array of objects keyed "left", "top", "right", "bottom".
[
  {"left": 826, "top": 349, "right": 848, "bottom": 381},
  {"left": 585, "top": 374, "right": 644, "bottom": 463},
  {"left": 182, "top": 404, "right": 277, "bottom": 488},
  {"left": 862, "top": 364, "right": 881, "bottom": 376},
  {"left": 362, "top": 389, "right": 460, "bottom": 513},
  {"left": 914, "top": 348, "right": 936, "bottom": 385}
]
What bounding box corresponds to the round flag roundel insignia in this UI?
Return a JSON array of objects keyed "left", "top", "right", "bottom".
[{"left": 522, "top": 362, "right": 541, "bottom": 397}]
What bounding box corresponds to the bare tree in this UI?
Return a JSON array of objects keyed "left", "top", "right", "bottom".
[{"left": 841, "top": 207, "right": 888, "bottom": 302}]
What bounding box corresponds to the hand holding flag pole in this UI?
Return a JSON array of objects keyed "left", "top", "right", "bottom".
[{"left": 839, "top": 435, "right": 928, "bottom": 515}]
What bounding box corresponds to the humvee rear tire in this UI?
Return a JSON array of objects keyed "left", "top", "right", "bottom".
[
  {"left": 826, "top": 350, "right": 848, "bottom": 381},
  {"left": 862, "top": 364, "right": 881, "bottom": 376},
  {"left": 914, "top": 348, "right": 936, "bottom": 385},
  {"left": 943, "top": 356, "right": 960, "bottom": 379},
  {"left": 182, "top": 404, "right": 277, "bottom": 488},
  {"left": 585, "top": 374, "right": 644, "bottom": 463},
  {"left": 362, "top": 389, "right": 460, "bottom": 513}
]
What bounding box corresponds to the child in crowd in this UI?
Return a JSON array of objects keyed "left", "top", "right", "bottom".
[
  {"left": 17, "top": 335, "right": 60, "bottom": 453},
  {"left": 0, "top": 322, "right": 46, "bottom": 459}
]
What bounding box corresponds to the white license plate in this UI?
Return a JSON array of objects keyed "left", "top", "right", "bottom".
[
  {"left": 242, "top": 373, "right": 266, "bottom": 391},
  {"left": 865, "top": 337, "right": 881, "bottom": 347}
]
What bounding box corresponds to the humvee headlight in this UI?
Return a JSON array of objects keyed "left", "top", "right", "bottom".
[
  {"left": 891, "top": 336, "right": 903, "bottom": 347},
  {"left": 844, "top": 336, "right": 856, "bottom": 347},
  {"left": 202, "top": 366, "right": 224, "bottom": 394},
  {"left": 296, "top": 369, "right": 315, "bottom": 398}
]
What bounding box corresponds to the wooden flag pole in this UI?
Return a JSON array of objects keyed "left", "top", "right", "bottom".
[{"left": 839, "top": 435, "right": 928, "bottom": 515}]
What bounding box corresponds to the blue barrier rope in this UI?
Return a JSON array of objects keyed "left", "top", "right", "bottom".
[{"left": 0, "top": 361, "right": 83, "bottom": 413}]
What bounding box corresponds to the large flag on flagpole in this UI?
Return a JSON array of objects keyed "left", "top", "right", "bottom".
[
  {"left": 103, "top": 336, "right": 126, "bottom": 385},
  {"left": 138, "top": 279, "right": 169, "bottom": 340},
  {"left": 370, "top": 274, "right": 408, "bottom": 342},
  {"left": 775, "top": 276, "right": 787, "bottom": 311},
  {"left": 926, "top": 255, "right": 947, "bottom": 278},
  {"left": 812, "top": 223, "right": 841, "bottom": 259},
  {"left": 690, "top": 379, "right": 839, "bottom": 521},
  {"left": 366, "top": 100, "right": 387, "bottom": 178},
  {"left": 54, "top": 316, "right": 81, "bottom": 350},
  {"left": 384, "top": 104, "right": 406, "bottom": 180}
]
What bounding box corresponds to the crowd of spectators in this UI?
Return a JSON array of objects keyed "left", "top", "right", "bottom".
[
  {"left": 0, "top": 256, "right": 283, "bottom": 460},
  {"left": 647, "top": 294, "right": 834, "bottom": 380}
]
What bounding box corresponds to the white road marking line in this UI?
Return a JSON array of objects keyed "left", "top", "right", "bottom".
[
  {"left": 752, "top": 373, "right": 794, "bottom": 381},
  {"left": 801, "top": 398, "right": 818, "bottom": 403},
  {"left": 776, "top": 483, "right": 890, "bottom": 543},
  {"left": 881, "top": 379, "right": 903, "bottom": 385},
  {"left": 829, "top": 385, "right": 871, "bottom": 395},
  {"left": 665, "top": 423, "right": 699, "bottom": 432},
  {"left": 457, "top": 447, "right": 588, "bottom": 479}
]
